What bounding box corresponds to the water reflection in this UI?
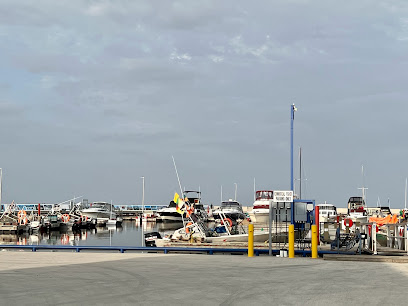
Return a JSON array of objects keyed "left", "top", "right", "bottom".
[{"left": 0, "top": 221, "right": 183, "bottom": 247}]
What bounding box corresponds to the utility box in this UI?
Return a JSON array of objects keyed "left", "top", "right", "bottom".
[{"left": 294, "top": 202, "right": 308, "bottom": 222}]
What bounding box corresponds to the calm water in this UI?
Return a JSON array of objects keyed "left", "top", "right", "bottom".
[{"left": 0, "top": 221, "right": 183, "bottom": 247}]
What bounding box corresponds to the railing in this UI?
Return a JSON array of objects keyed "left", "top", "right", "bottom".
[{"left": 0, "top": 244, "right": 355, "bottom": 256}]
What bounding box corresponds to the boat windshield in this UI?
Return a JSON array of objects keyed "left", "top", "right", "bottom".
[
  {"left": 91, "top": 202, "right": 111, "bottom": 209},
  {"left": 49, "top": 215, "right": 58, "bottom": 221},
  {"left": 221, "top": 201, "right": 241, "bottom": 208},
  {"left": 318, "top": 205, "right": 336, "bottom": 211}
]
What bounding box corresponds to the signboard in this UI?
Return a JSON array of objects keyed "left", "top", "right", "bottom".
[{"left": 273, "top": 190, "right": 293, "bottom": 203}]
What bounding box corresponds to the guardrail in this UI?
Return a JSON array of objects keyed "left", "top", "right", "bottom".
[{"left": 0, "top": 245, "right": 356, "bottom": 256}]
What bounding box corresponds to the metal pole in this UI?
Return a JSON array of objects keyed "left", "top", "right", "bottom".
[
  {"left": 315, "top": 203, "right": 320, "bottom": 245},
  {"left": 0, "top": 168, "right": 2, "bottom": 208},
  {"left": 141, "top": 176, "right": 145, "bottom": 247},
  {"left": 405, "top": 178, "right": 407, "bottom": 210},
  {"left": 311, "top": 225, "right": 318, "bottom": 258},
  {"left": 248, "top": 224, "right": 254, "bottom": 257},
  {"left": 253, "top": 178, "right": 256, "bottom": 202},
  {"left": 141, "top": 176, "right": 145, "bottom": 213},
  {"left": 234, "top": 183, "right": 237, "bottom": 201},
  {"left": 172, "top": 156, "right": 184, "bottom": 196},
  {"left": 290, "top": 105, "right": 296, "bottom": 225},
  {"left": 299, "top": 147, "right": 302, "bottom": 199},
  {"left": 290, "top": 104, "right": 296, "bottom": 191},
  {"left": 288, "top": 224, "right": 295, "bottom": 258},
  {"left": 269, "top": 200, "right": 272, "bottom": 256}
]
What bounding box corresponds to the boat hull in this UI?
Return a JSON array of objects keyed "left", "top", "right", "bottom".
[{"left": 206, "top": 232, "right": 269, "bottom": 243}]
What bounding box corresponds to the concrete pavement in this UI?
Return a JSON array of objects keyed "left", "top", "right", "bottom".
[{"left": 0, "top": 251, "right": 407, "bottom": 305}]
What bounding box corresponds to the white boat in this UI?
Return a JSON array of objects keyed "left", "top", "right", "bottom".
[
  {"left": 316, "top": 203, "right": 337, "bottom": 222},
  {"left": 81, "top": 202, "right": 116, "bottom": 220},
  {"left": 155, "top": 201, "right": 184, "bottom": 223},
  {"left": 249, "top": 190, "right": 274, "bottom": 224},
  {"left": 156, "top": 191, "right": 206, "bottom": 223},
  {"left": 346, "top": 196, "right": 368, "bottom": 224},
  {"left": 212, "top": 199, "right": 246, "bottom": 221},
  {"left": 205, "top": 232, "right": 269, "bottom": 243},
  {"left": 28, "top": 220, "right": 41, "bottom": 232}
]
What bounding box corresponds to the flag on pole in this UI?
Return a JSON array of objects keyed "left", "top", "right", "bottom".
[{"left": 174, "top": 193, "right": 185, "bottom": 215}]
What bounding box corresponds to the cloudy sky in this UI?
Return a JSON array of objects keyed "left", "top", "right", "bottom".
[{"left": 1, "top": 0, "right": 408, "bottom": 208}]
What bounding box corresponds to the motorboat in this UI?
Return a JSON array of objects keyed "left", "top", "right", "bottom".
[
  {"left": 316, "top": 203, "right": 337, "bottom": 222},
  {"left": 156, "top": 191, "right": 206, "bottom": 223},
  {"left": 347, "top": 196, "right": 368, "bottom": 224},
  {"left": 212, "top": 199, "right": 246, "bottom": 221},
  {"left": 81, "top": 202, "right": 116, "bottom": 220},
  {"left": 42, "top": 214, "right": 61, "bottom": 231},
  {"left": 144, "top": 232, "right": 162, "bottom": 247},
  {"left": 155, "top": 201, "right": 184, "bottom": 223},
  {"left": 249, "top": 190, "right": 274, "bottom": 224}
]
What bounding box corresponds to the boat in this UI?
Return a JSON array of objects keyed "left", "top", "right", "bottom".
[
  {"left": 81, "top": 202, "right": 116, "bottom": 220},
  {"left": 106, "top": 202, "right": 123, "bottom": 227},
  {"left": 156, "top": 191, "right": 206, "bottom": 223},
  {"left": 212, "top": 199, "right": 246, "bottom": 222},
  {"left": 144, "top": 232, "right": 162, "bottom": 247},
  {"left": 155, "top": 201, "right": 184, "bottom": 223},
  {"left": 317, "top": 203, "right": 337, "bottom": 222},
  {"left": 42, "top": 214, "right": 62, "bottom": 231},
  {"left": 249, "top": 190, "right": 274, "bottom": 224},
  {"left": 346, "top": 196, "right": 368, "bottom": 224}
]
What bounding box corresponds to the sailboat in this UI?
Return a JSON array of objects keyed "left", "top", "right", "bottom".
[{"left": 106, "top": 201, "right": 122, "bottom": 227}]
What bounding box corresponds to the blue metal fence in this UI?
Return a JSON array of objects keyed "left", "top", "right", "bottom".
[{"left": 0, "top": 245, "right": 355, "bottom": 256}]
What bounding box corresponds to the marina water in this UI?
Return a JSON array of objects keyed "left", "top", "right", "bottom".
[{"left": 0, "top": 221, "right": 180, "bottom": 247}]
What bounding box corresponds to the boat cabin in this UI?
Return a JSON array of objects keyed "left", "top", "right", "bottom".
[
  {"left": 317, "top": 204, "right": 337, "bottom": 217},
  {"left": 347, "top": 197, "right": 367, "bottom": 215},
  {"left": 255, "top": 190, "right": 273, "bottom": 200},
  {"left": 221, "top": 200, "right": 241, "bottom": 209},
  {"left": 184, "top": 191, "right": 201, "bottom": 204}
]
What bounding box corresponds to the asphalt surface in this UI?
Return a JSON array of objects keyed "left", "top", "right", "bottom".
[{"left": 0, "top": 251, "right": 407, "bottom": 305}]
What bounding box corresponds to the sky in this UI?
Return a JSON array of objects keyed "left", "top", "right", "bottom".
[{"left": 1, "top": 0, "right": 408, "bottom": 208}]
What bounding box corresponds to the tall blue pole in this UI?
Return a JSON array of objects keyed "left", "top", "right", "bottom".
[
  {"left": 290, "top": 104, "right": 296, "bottom": 224},
  {"left": 290, "top": 104, "right": 295, "bottom": 191}
]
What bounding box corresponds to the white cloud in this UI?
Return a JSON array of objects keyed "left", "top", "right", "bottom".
[
  {"left": 209, "top": 55, "right": 224, "bottom": 63},
  {"left": 170, "top": 51, "right": 192, "bottom": 61},
  {"left": 85, "top": 3, "right": 109, "bottom": 16}
]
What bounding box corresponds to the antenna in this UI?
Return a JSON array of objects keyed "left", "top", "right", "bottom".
[
  {"left": 358, "top": 165, "right": 367, "bottom": 206},
  {"left": 253, "top": 178, "right": 256, "bottom": 202},
  {"left": 220, "top": 185, "right": 223, "bottom": 203},
  {"left": 172, "top": 156, "right": 183, "bottom": 196}
]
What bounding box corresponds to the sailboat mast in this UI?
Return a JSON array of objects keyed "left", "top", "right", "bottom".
[
  {"left": 253, "top": 178, "right": 256, "bottom": 202},
  {"left": 405, "top": 178, "right": 407, "bottom": 210},
  {"left": 299, "top": 147, "right": 302, "bottom": 199},
  {"left": 172, "top": 156, "right": 183, "bottom": 196}
]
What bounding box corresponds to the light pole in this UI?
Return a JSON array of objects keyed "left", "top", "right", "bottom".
[
  {"left": 234, "top": 183, "right": 237, "bottom": 201},
  {"left": 141, "top": 176, "right": 145, "bottom": 218},
  {"left": 141, "top": 176, "right": 145, "bottom": 247}
]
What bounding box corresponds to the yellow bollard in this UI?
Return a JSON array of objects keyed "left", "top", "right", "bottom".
[
  {"left": 311, "top": 224, "right": 318, "bottom": 259},
  {"left": 248, "top": 224, "right": 254, "bottom": 257},
  {"left": 289, "top": 224, "right": 295, "bottom": 258}
]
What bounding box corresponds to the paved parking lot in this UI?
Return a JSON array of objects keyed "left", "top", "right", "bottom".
[{"left": 0, "top": 251, "right": 406, "bottom": 305}]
